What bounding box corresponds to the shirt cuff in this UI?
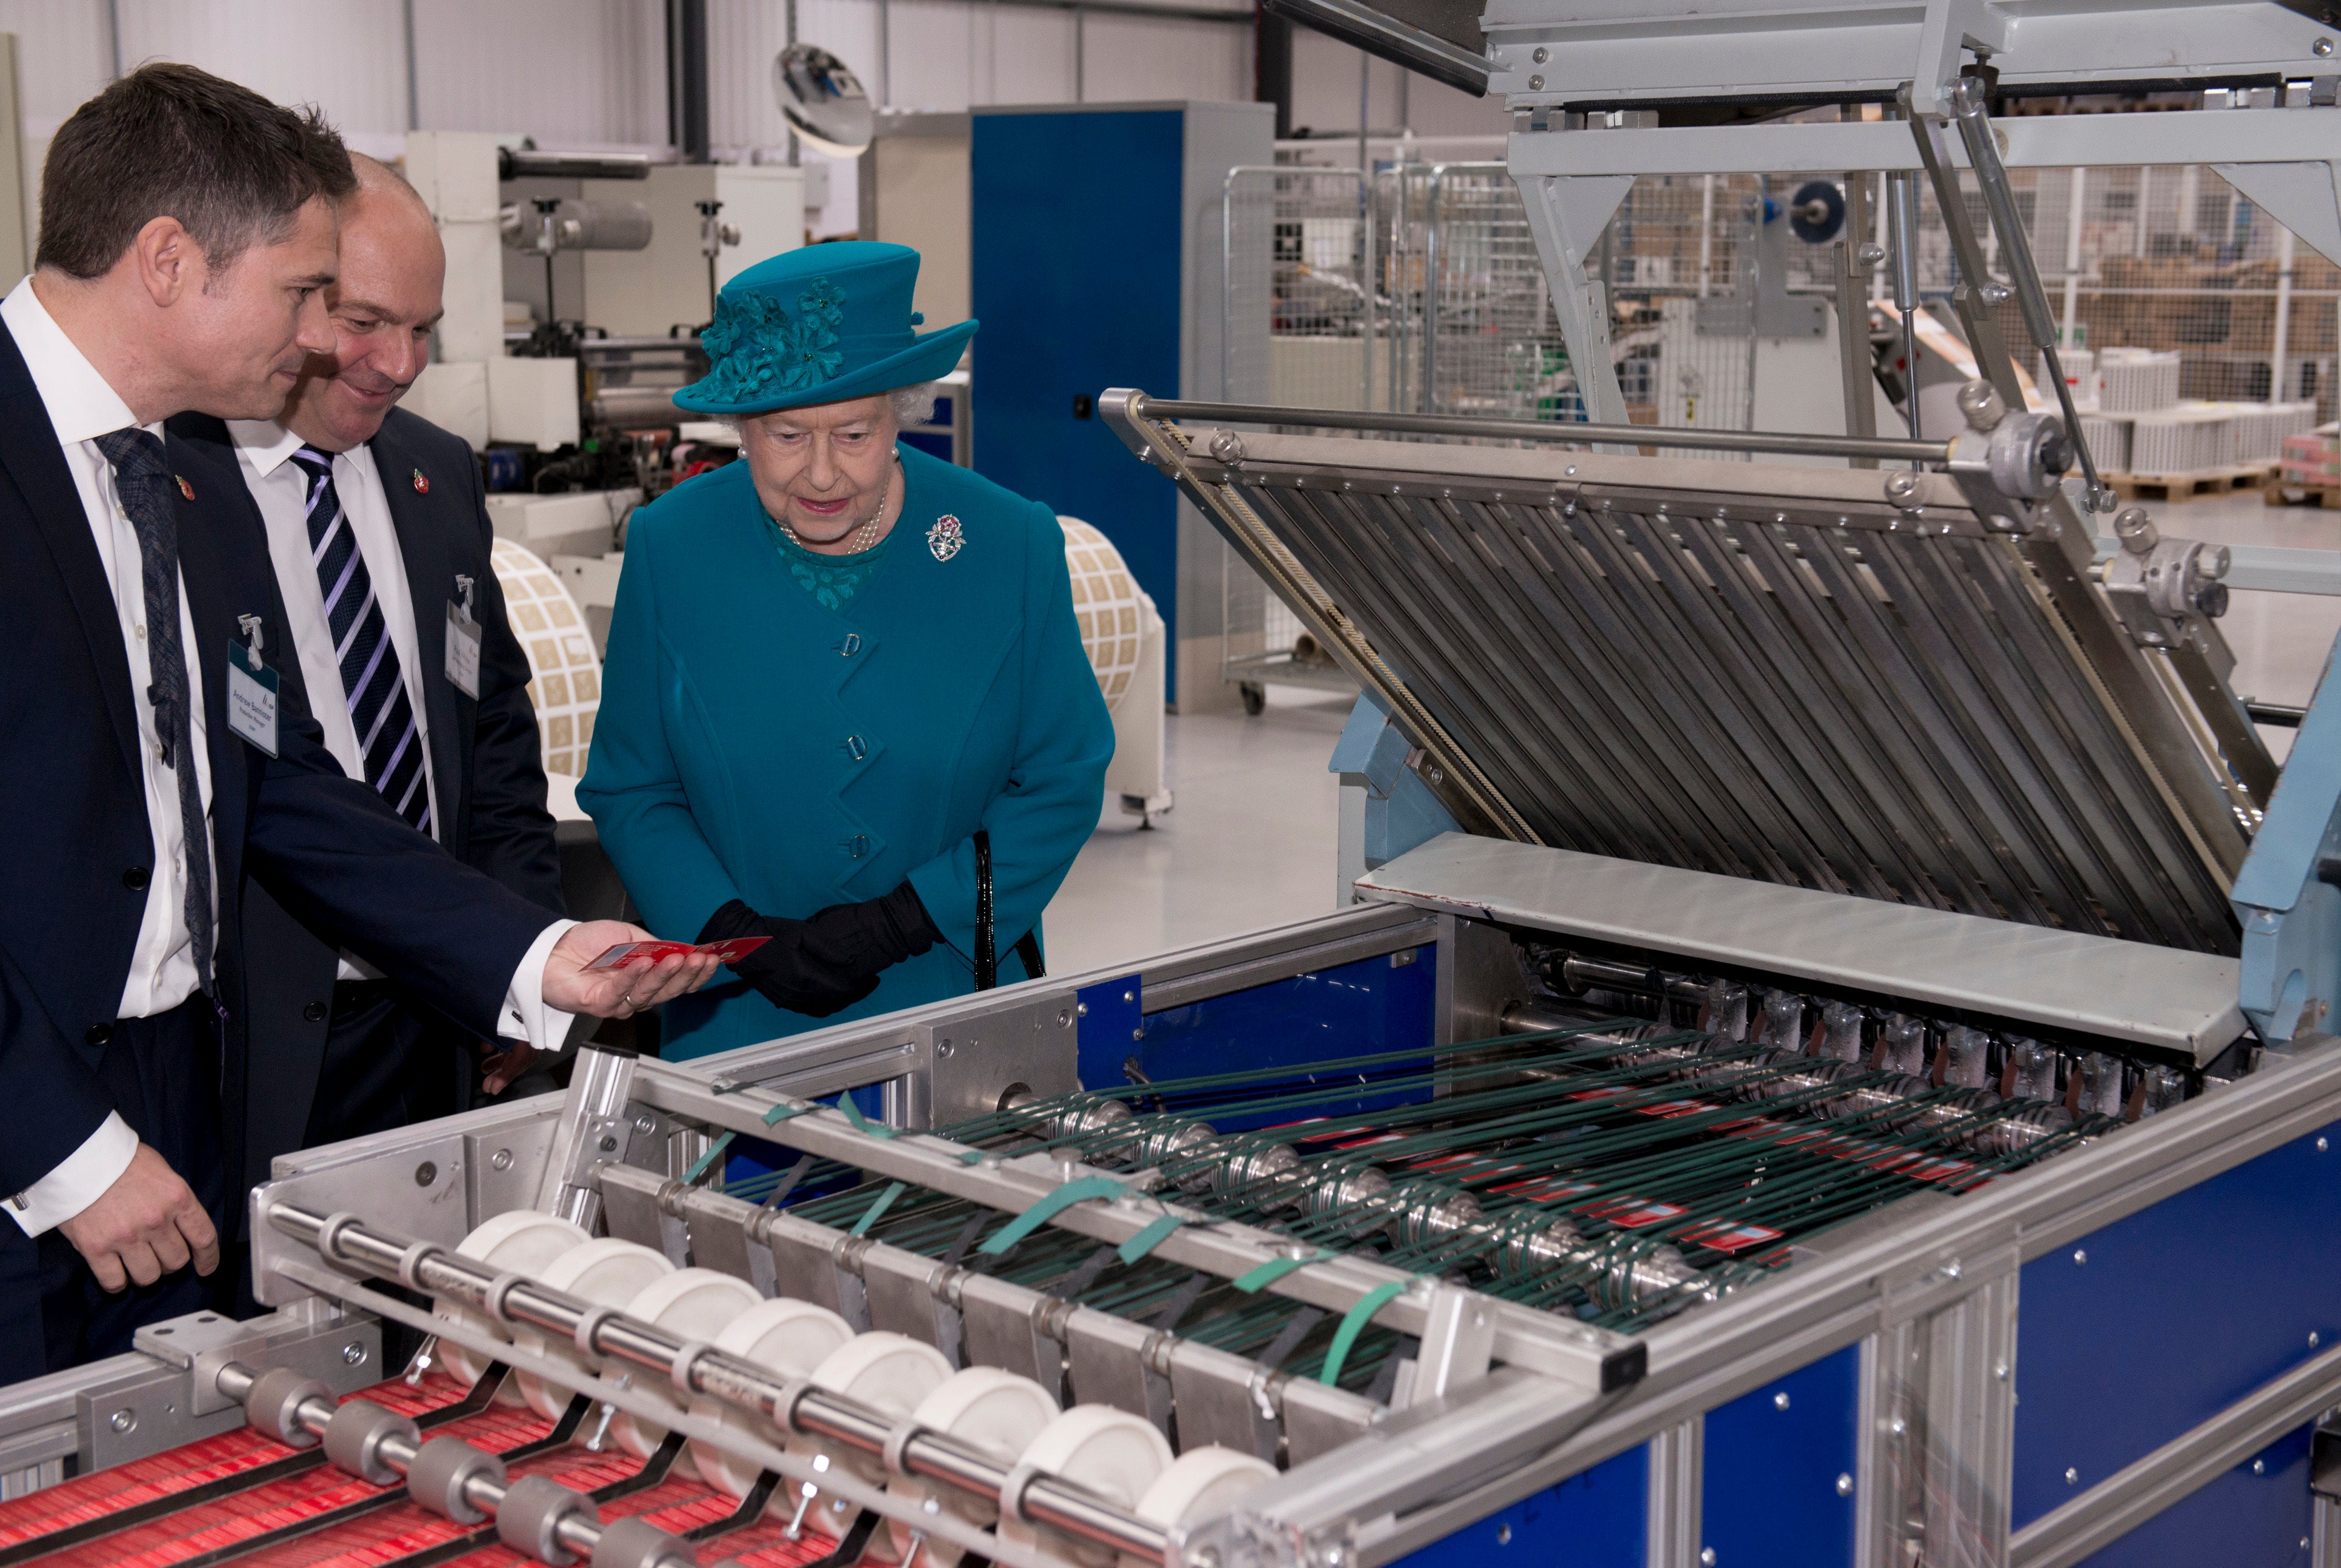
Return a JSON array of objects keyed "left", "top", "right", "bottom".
[
  {"left": 7, "top": 1112, "right": 138, "bottom": 1237},
  {"left": 502, "top": 919, "right": 581, "bottom": 1049}
]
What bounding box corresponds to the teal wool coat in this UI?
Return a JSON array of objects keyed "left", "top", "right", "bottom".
[{"left": 579, "top": 445, "right": 1114, "bottom": 1060}]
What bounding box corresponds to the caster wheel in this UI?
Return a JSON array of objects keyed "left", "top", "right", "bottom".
[{"left": 1240, "top": 682, "right": 1266, "bottom": 716}]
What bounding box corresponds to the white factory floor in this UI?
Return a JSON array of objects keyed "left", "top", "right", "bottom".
[
  {"left": 1047, "top": 685, "right": 1356, "bottom": 979},
  {"left": 1042, "top": 487, "right": 2341, "bottom": 980}
]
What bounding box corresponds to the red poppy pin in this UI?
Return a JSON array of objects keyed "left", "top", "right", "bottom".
[
  {"left": 175, "top": 475, "right": 193, "bottom": 501},
  {"left": 412, "top": 468, "right": 430, "bottom": 494}
]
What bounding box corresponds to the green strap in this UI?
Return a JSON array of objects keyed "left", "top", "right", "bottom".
[
  {"left": 762, "top": 1100, "right": 811, "bottom": 1126},
  {"left": 1234, "top": 1249, "right": 1335, "bottom": 1294},
  {"left": 837, "top": 1094, "right": 898, "bottom": 1139},
  {"left": 977, "top": 1175, "right": 1126, "bottom": 1256},
  {"left": 681, "top": 1131, "right": 735, "bottom": 1185},
  {"left": 850, "top": 1181, "right": 907, "bottom": 1237},
  {"left": 1320, "top": 1279, "right": 1411, "bottom": 1386},
  {"left": 1117, "top": 1212, "right": 1187, "bottom": 1265}
]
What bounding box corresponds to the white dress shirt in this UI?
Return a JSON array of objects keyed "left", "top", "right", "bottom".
[
  {"left": 227, "top": 424, "right": 442, "bottom": 983},
  {"left": 4, "top": 281, "right": 574, "bottom": 1238}
]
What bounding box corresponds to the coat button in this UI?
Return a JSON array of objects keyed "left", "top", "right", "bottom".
[
  {"left": 303, "top": 1001, "right": 328, "bottom": 1023},
  {"left": 122, "top": 866, "right": 150, "bottom": 891},
  {"left": 841, "top": 633, "right": 861, "bottom": 657},
  {"left": 846, "top": 735, "right": 868, "bottom": 761},
  {"left": 85, "top": 1023, "right": 113, "bottom": 1048},
  {"left": 844, "top": 834, "right": 870, "bottom": 859}
]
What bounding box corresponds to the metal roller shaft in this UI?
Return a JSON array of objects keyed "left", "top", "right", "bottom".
[
  {"left": 264, "top": 1203, "right": 1172, "bottom": 1566},
  {"left": 1009, "top": 1089, "right": 1721, "bottom": 1312},
  {"left": 1502, "top": 1002, "right": 2079, "bottom": 1157}
]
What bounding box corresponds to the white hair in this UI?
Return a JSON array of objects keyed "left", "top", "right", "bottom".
[
  {"left": 718, "top": 382, "right": 936, "bottom": 434},
  {"left": 887, "top": 383, "right": 937, "bottom": 426}
]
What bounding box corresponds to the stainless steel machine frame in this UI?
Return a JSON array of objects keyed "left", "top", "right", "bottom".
[{"left": 197, "top": 883, "right": 2341, "bottom": 1568}]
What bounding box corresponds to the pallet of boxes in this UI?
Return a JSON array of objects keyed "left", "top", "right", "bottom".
[
  {"left": 2269, "top": 427, "right": 2341, "bottom": 509},
  {"left": 2062, "top": 346, "right": 2318, "bottom": 503}
]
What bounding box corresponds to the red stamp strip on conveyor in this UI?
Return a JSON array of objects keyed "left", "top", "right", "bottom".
[
  {"left": 421, "top": 1474, "right": 750, "bottom": 1568},
  {"left": 0, "top": 1378, "right": 466, "bottom": 1552},
  {"left": 199, "top": 1434, "right": 638, "bottom": 1568}
]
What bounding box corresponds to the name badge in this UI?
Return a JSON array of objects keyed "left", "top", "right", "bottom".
[
  {"left": 225, "top": 641, "right": 279, "bottom": 757},
  {"left": 445, "top": 598, "right": 482, "bottom": 700}
]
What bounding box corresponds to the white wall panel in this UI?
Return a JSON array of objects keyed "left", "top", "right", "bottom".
[
  {"left": 990, "top": 8, "right": 1075, "bottom": 105},
  {"left": 0, "top": 0, "right": 108, "bottom": 137},
  {"left": 1081, "top": 11, "right": 1247, "bottom": 104},
  {"left": 413, "top": 0, "right": 666, "bottom": 145},
  {"left": 118, "top": 0, "right": 407, "bottom": 142},
  {"left": 1290, "top": 31, "right": 1502, "bottom": 142},
  {"left": 885, "top": 0, "right": 979, "bottom": 111}
]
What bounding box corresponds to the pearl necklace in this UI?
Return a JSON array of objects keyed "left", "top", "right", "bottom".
[{"left": 781, "top": 455, "right": 900, "bottom": 556}]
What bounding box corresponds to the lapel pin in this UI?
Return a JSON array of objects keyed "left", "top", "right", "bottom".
[
  {"left": 927, "top": 514, "right": 964, "bottom": 562},
  {"left": 175, "top": 475, "right": 194, "bottom": 501},
  {"left": 412, "top": 468, "right": 430, "bottom": 494}
]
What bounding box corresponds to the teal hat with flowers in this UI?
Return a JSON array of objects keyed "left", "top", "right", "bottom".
[{"left": 675, "top": 241, "right": 976, "bottom": 415}]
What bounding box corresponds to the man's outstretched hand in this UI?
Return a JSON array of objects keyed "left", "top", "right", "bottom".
[
  {"left": 543, "top": 920, "right": 721, "bottom": 1018},
  {"left": 59, "top": 1142, "right": 219, "bottom": 1292}
]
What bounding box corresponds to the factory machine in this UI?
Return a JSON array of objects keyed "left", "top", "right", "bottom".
[{"left": 17, "top": 10, "right": 2341, "bottom": 1568}]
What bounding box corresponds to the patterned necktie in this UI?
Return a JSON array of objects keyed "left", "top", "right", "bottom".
[
  {"left": 95, "top": 427, "right": 216, "bottom": 991},
  {"left": 289, "top": 447, "right": 433, "bottom": 835}
]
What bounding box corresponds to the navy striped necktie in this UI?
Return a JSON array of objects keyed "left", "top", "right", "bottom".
[
  {"left": 95, "top": 425, "right": 216, "bottom": 989},
  {"left": 290, "top": 446, "right": 432, "bottom": 835}
]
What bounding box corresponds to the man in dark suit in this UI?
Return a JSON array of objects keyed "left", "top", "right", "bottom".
[
  {"left": 175, "top": 157, "right": 562, "bottom": 1201},
  {"left": 0, "top": 64, "right": 716, "bottom": 1380}
]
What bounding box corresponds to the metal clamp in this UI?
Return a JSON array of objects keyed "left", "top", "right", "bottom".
[
  {"left": 573, "top": 1303, "right": 624, "bottom": 1359},
  {"left": 497, "top": 1474, "right": 598, "bottom": 1566},
  {"left": 668, "top": 1338, "right": 714, "bottom": 1398},
  {"left": 322, "top": 1398, "right": 419, "bottom": 1484},
  {"left": 882, "top": 1418, "right": 934, "bottom": 1479},
  {"left": 397, "top": 1241, "right": 450, "bottom": 1292},
  {"left": 484, "top": 1269, "right": 533, "bottom": 1327}
]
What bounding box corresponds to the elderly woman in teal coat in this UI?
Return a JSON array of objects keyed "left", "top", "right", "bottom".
[{"left": 579, "top": 242, "right": 1113, "bottom": 1060}]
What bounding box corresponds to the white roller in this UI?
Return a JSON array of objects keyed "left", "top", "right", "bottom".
[
  {"left": 997, "top": 1405, "right": 1174, "bottom": 1567},
  {"left": 1121, "top": 1449, "right": 1279, "bottom": 1568},
  {"left": 491, "top": 536, "right": 603, "bottom": 779},
  {"left": 791, "top": 1332, "right": 954, "bottom": 1550},
  {"left": 432, "top": 1211, "right": 591, "bottom": 1402},
  {"left": 513, "top": 1237, "right": 675, "bottom": 1420},
  {"left": 885, "top": 1367, "right": 1061, "bottom": 1566},
  {"left": 608, "top": 1268, "right": 762, "bottom": 1458},
  {"left": 689, "top": 1297, "right": 857, "bottom": 1498}
]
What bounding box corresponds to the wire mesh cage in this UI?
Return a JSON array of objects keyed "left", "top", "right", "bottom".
[
  {"left": 1214, "top": 138, "right": 2341, "bottom": 700},
  {"left": 1876, "top": 157, "right": 2331, "bottom": 495},
  {"left": 1218, "top": 165, "right": 1379, "bottom": 703}
]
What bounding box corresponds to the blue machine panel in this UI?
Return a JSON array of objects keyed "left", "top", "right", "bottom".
[
  {"left": 2013, "top": 1118, "right": 2341, "bottom": 1530},
  {"left": 970, "top": 108, "right": 1185, "bottom": 697},
  {"left": 2073, "top": 1424, "right": 2313, "bottom": 1568},
  {"left": 1702, "top": 1345, "right": 1860, "bottom": 1568},
  {"left": 1393, "top": 1444, "right": 1648, "bottom": 1568},
  {"left": 1077, "top": 948, "right": 1439, "bottom": 1128}
]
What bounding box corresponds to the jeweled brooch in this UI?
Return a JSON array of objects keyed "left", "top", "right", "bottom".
[{"left": 928, "top": 514, "right": 964, "bottom": 562}]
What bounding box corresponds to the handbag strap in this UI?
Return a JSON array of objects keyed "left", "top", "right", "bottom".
[
  {"left": 974, "top": 829, "right": 996, "bottom": 991},
  {"left": 972, "top": 830, "right": 1045, "bottom": 990}
]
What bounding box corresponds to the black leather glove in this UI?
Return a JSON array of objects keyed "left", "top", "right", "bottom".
[{"left": 698, "top": 883, "right": 942, "bottom": 1018}]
